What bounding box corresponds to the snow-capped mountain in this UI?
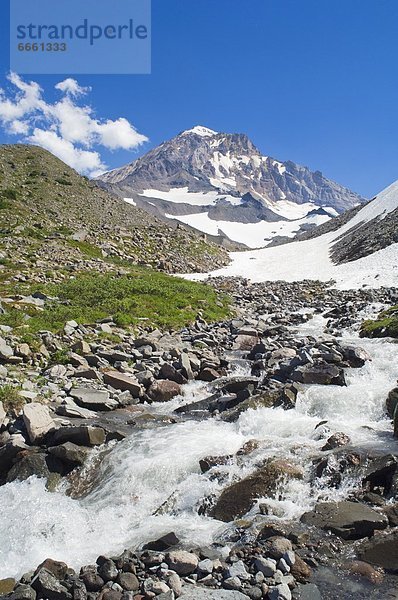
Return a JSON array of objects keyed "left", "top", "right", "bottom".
[
  {"left": 186, "top": 179, "right": 398, "bottom": 289},
  {"left": 98, "top": 125, "right": 365, "bottom": 249}
]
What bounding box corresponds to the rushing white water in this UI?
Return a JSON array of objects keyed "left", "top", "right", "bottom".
[{"left": 1, "top": 321, "right": 398, "bottom": 579}]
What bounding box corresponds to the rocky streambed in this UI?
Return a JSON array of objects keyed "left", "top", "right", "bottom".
[{"left": 1, "top": 280, "right": 398, "bottom": 599}]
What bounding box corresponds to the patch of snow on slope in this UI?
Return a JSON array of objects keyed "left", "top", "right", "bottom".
[
  {"left": 124, "top": 197, "right": 136, "bottom": 206},
  {"left": 139, "top": 187, "right": 241, "bottom": 207},
  {"left": 165, "top": 212, "right": 331, "bottom": 248}
]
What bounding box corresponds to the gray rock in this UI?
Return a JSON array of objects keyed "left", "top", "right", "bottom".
[
  {"left": 103, "top": 371, "right": 143, "bottom": 397},
  {"left": 253, "top": 557, "right": 277, "bottom": 577},
  {"left": 48, "top": 442, "right": 90, "bottom": 466},
  {"left": 23, "top": 403, "right": 56, "bottom": 443},
  {"left": 358, "top": 529, "right": 398, "bottom": 571},
  {"left": 166, "top": 550, "right": 198, "bottom": 575},
  {"left": 301, "top": 500, "right": 388, "bottom": 539},
  {"left": 56, "top": 398, "right": 97, "bottom": 419},
  {"left": 70, "top": 387, "right": 118, "bottom": 411},
  {"left": 32, "top": 569, "right": 71, "bottom": 600},
  {"left": 167, "top": 573, "right": 182, "bottom": 597},
  {"left": 297, "top": 583, "right": 322, "bottom": 600},
  {"left": 223, "top": 577, "right": 242, "bottom": 590},
  {"left": 10, "top": 584, "right": 37, "bottom": 600},
  {"left": 227, "top": 560, "right": 250, "bottom": 581},
  {"left": 198, "top": 559, "right": 214, "bottom": 575},
  {"left": 0, "top": 400, "right": 6, "bottom": 427},
  {"left": 292, "top": 363, "right": 346, "bottom": 386},
  {"left": 50, "top": 426, "right": 106, "bottom": 447},
  {"left": 268, "top": 583, "right": 291, "bottom": 600},
  {"left": 0, "top": 336, "right": 13, "bottom": 360}
]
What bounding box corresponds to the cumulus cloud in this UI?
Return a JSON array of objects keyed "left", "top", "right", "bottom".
[
  {"left": 0, "top": 73, "right": 148, "bottom": 177},
  {"left": 55, "top": 78, "right": 91, "bottom": 97}
]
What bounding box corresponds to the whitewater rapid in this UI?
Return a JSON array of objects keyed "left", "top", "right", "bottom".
[{"left": 1, "top": 321, "right": 398, "bottom": 579}]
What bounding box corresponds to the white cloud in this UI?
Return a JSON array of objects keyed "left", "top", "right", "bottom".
[
  {"left": 55, "top": 78, "right": 91, "bottom": 97},
  {"left": 0, "top": 73, "right": 148, "bottom": 177},
  {"left": 29, "top": 128, "right": 106, "bottom": 177}
]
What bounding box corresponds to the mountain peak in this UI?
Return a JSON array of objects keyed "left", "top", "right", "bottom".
[{"left": 181, "top": 125, "right": 218, "bottom": 137}]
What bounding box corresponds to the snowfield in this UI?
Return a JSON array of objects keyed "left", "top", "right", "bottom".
[{"left": 184, "top": 179, "right": 398, "bottom": 289}]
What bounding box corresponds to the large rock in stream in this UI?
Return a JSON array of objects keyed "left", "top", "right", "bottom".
[
  {"left": 358, "top": 530, "right": 398, "bottom": 572},
  {"left": 211, "top": 460, "right": 303, "bottom": 522},
  {"left": 300, "top": 501, "right": 388, "bottom": 539}
]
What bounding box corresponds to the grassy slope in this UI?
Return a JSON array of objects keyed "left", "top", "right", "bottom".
[{"left": 0, "top": 144, "right": 231, "bottom": 335}]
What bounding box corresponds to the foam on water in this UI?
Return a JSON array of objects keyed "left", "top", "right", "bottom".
[{"left": 1, "top": 322, "right": 398, "bottom": 578}]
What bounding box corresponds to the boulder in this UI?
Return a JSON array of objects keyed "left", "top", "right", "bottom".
[
  {"left": 300, "top": 501, "right": 388, "bottom": 539},
  {"left": 290, "top": 556, "right": 312, "bottom": 583},
  {"left": 56, "top": 398, "right": 97, "bottom": 419},
  {"left": 233, "top": 334, "right": 259, "bottom": 352},
  {"left": 0, "top": 337, "right": 13, "bottom": 361},
  {"left": 0, "top": 400, "right": 6, "bottom": 427},
  {"left": 0, "top": 578, "right": 16, "bottom": 595},
  {"left": 292, "top": 363, "right": 346, "bottom": 386},
  {"left": 211, "top": 460, "right": 303, "bottom": 522},
  {"left": 23, "top": 403, "right": 56, "bottom": 444},
  {"left": 362, "top": 454, "right": 398, "bottom": 497},
  {"left": 50, "top": 426, "right": 106, "bottom": 447},
  {"left": 148, "top": 380, "right": 181, "bottom": 402},
  {"left": 358, "top": 530, "right": 398, "bottom": 571},
  {"left": 0, "top": 436, "right": 29, "bottom": 477},
  {"left": 321, "top": 432, "right": 350, "bottom": 451},
  {"left": 197, "top": 368, "right": 220, "bottom": 382},
  {"left": 166, "top": 550, "right": 198, "bottom": 575},
  {"left": 48, "top": 442, "right": 90, "bottom": 467},
  {"left": 342, "top": 346, "right": 371, "bottom": 368},
  {"left": 180, "top": 353, "right": 194, "bottom": 380},
  {"left": 10, "top": 584, "right": 37, "bottom": 600},
  {"left": 32, "top": 569, "right": 70, "bottom": 600},
  {"left": 70, "top": 387, "right": 118, "bottom": 411},
  {"left": 6, "top": 452, "right": 63, "bottom": 489},
  {"left": 116, "top": 572, "right": 139, "bottom": 591},
  {"left": 160, "top": 363, "right": 187, "bottom": 385},
  {"left": 103, "top": 371, "right": 143, "bottom": 398},
  {"left": 345, "top": 560, "right": 384, "bottom": 584},
  {"left": 35, "top": 559, "right": 68, "bottom": 580},
  {"left": 143, "top": 531, "right": 180, "bottom": 551}
]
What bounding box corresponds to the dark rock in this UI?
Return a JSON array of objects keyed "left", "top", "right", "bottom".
[
  {"left": 160, "top": 363, "right": 187, "bottom": 385},
  {"left": 358, "top": 530, "right": 398, "bottom": 572},
  {"left": 6, "top": 452, "right": 63, "bottom": 490},
  {"left": 342, "top": 346, "right": 371, "bottom": 368},
  {"left": 98, "top": 559, "right": 118, "bottom": 581},
  {"left": 142, "top": 531, "right": 180, "bottom": 551},
  {"left": 292, "top": 363, "right": 346, "bottom": 386},
  {"left": 80, "top": 572, "right": 104, "bottom": 592},
  {"left": 199, "top": 455, "right": 233, "bottom": 473},
  {"left": 362, "top": 454, "right": 398, "bottom": 497},
  {"left": 32, "top": 569, "right": 71, "bottom": 600},
  {"left": 197, "top": 368, "right": 220, "bottom": 382},
  {"left": 211, "top": 460, "right": 302, "bottom": 522},
  {"left": 290, "top": 557, "right": 312, "bottom": 583},
  {"left": 35, "top": 559, "right": 68, "bottom": 580},
  {"left": 10, "top": 584, "right": 37, "bottom": 600},
  {"left": 147, "top": 380, "right": 181, "bottom": 402},
  {"left": 300, "top": 500, "right": 388, "bottom": 539},
  {"left": 321, "top": 432, "right": 350, "bottom": 451},
  {"left": 115, "top": 573, "right": 139, "bottom": 592},
  {"left": 50, "top": 426, "right": 106, "bottom": 447},
  {"left": 48, "top": 443, "right": 90, "bottom": 467}
]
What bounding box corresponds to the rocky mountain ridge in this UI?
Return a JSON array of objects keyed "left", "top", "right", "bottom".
[{"left": 98, "top": 126, "right": 365, "bottom": 248}]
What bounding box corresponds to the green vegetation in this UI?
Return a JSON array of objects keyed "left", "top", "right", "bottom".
[
  {"left": 1, "top": 188, "right": 18, "bottom": 200},
  {"left": 66, "top": 239, "right": 103, "bottom": 259},
  {"left": 2, "top": 270, "right": 230, "bottom": 334},
  {"left": 55, "top": 177, "right": 73, "bottom": 186},
  {"left": 0, "top": 384, "right": 24, "bottom": 414},
  {"left": 360, "top": 305, "right": 398, "bottom": 338}
]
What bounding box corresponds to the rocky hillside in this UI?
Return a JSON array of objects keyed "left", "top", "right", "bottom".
[
  {"left": 0, "top": 144, "right": 229, "bottom": 280},
  {"left": 97, "top": 126, "right": 365, "bottom": 248}
]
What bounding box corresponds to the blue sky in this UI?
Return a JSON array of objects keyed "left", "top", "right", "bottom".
[{"left": 0, "top": 0, "right": 397, "bottom": 197}]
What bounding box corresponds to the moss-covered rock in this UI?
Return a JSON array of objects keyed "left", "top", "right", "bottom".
[{"left": 360, "top": 306, "right": 398, "bottom": 338}]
